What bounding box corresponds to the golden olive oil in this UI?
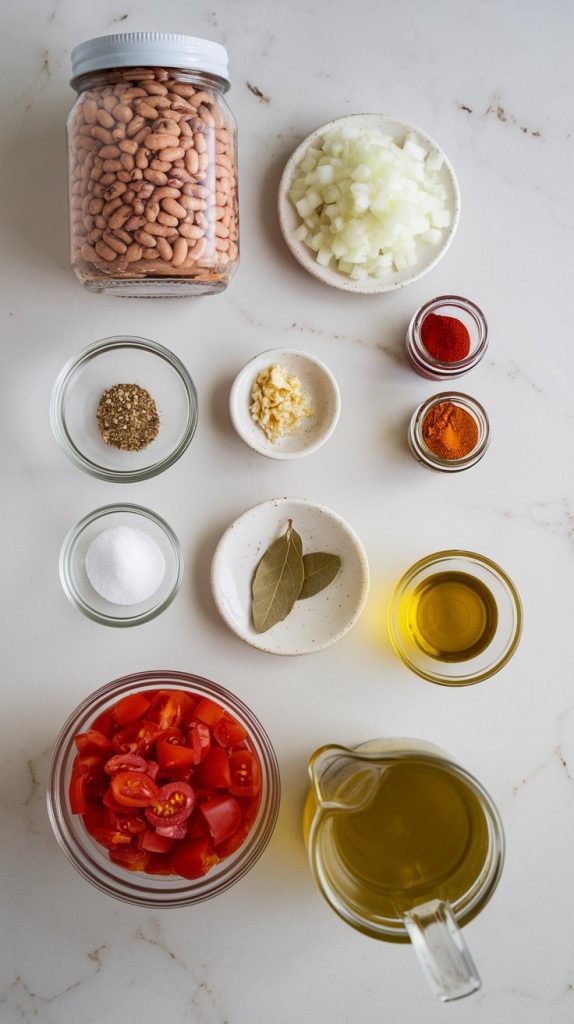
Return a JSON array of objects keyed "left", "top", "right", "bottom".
[
  {"left": 331, "top": 758, "right": 489, "bottom": 917},
  {"left": 406, "top": 571, "right": 497, "bottom": 662}
]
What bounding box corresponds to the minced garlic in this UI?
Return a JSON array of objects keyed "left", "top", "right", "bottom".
[{"left": 250, "top": 364, "right": 312, "bottom": 443}]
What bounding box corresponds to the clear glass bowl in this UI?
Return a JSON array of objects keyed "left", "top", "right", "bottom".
[
  {"left": 47, "top": 670, "right": 280, "bottom": 907},
  {"left": 50, "top": 336, "right": 198, "bottom": 482},
  {"left": 59, "top": 504, "right": 183, "bottom": 627},
  {"left": 388, "top": 551, "right": 522, "bottom": 685},
  {"left": 408, "top": 392, "right": 490, "bottom": 472},
  {"left": 406, "top": 296, "right": 488, "bottom": 380}
]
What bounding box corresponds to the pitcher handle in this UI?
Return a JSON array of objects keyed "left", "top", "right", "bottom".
[{"left": 402, "top": 899, "right": 481, "bottom": 1002}]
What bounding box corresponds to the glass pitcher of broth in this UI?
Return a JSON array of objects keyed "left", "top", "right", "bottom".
[{"left": 304, "top": 739, "right": 504, "bottom": 1002}]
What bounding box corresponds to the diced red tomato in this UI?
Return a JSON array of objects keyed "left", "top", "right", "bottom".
[
  {"left": 145, "top": 781, "right": 195, "bottom": 828},
  {"left": 83, "top": 808, "right": 133, "bottom": 848},
  {"left": 104, "top": 753, "right": 148, "bottom": 775},
  {"left": 194, "top": 787, "right": 219, "bottom": 804},
  {"left": 104, "top": 809, "right": 146, "bottom": 835},
  {"left": 171, "top": 837, "right": 219, "bottom": 879},
  {"left": 173, "top": 692, "right": 196, "bottom": 724},
  {"left": 215, "top": 796, "right": 261, "bottom": 857},
  {"left": 157, "top": 739, "right": 196, "bottom": 771},
  {"left": 156, "top": 726, "right": 183, "bottom": 743},
  {"left": 85, "top": 772, "right": 108, "bottom": 802},
  {"left": 71, "top": 687, "right": 263, "bottom": 881},
  {"left": 213, "top": 714, "right": 247, "bottom": 749},
  {"left": 70, "top": 756, "right": 108, "bottom": 812},
  {"left": 73, "top": 750, "right": 107, "bottom": 774},
  {"left": 228, "top": 750, "right": 262, "bottom": 797},
  {"left": 110, "top": 771, "right": 159, "bottom": 808},
  {"left": 74, "top": 729, "right": 113, "bottom": 754},
  {"left": 160, "top": 766, "right": 193, "bottom": 785},
  {"left": 239, "top": 794, "right": 262, "bottom": 829},
  {"left": 81, "top": 806, "right": 106, "bottom": 835},
  {"left": 186, "top": 809, "right": 210, "bottom": 838},
  {"left": 139, "top": 829, "right": 174, "bottom": 854},
  {"left": 200, "top": 795, "right": 242, "bottom": 846},
  {"left": 215, "top": 821, "right": 251, "bottom": 858},
  {"left": 151, "top": 690, "right": 196, "bottom": 725},
  {"left": 112, "top": 692, "right": 151, "bottom": 726},
  {"left": 199, "top": 747, "right": 231, "bottom": 789},
  {"left": 92, "top": 825, "right": 133, "bottom": 849},
  {"left": 102, "top": 787, "right": 133, "bottom": 813},
  {"left": 70, "top": 770, "right": 89, "bottom": 814},
  {"left": 145, "top": 854, "right": 175, "bottom": 875},
  {"left": 109, "top": 846, "right": 150, "bottom": 872},
  {"left": 146, "top": 691, "right": 187, "bottom": 730},
  {"left": 188, "top": 720, "right": 211, "bottom": 764},
  {"left": 194, "top": 698, "right": 225, "bottom": 727},
  {"left": 91, "top": 709, "right": 114, "bottom": 739},
  {"left": 154, "top": 820, "right": 188, "bottom": 839},
  {"left": 111, "top": 719, "right": 163, "bottom": 756}
]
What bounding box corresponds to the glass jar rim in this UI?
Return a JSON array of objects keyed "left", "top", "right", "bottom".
[{"left": 71, "top": 32, "right": 229, "bottom": 87}]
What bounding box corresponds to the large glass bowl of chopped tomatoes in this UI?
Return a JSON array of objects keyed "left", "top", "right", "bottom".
[{"left": 47, "top": 670, "right": 280, "bottom": 907}]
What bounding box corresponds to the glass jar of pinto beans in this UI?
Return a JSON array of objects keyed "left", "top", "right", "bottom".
[{"left": 68, "top": 34, "right": 239, "bottom": 296}]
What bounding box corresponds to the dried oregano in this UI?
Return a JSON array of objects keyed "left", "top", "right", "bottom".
[{"left": 97, "top": 383, "right": 160, "bottom": 452}]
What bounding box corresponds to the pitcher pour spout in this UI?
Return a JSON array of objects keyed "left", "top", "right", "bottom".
[
  {"left": 308, "top": 745, "right": 352, "bottom": 807},
  {"left": 308, "top": 744, "right": 389, "bottom": 813}
]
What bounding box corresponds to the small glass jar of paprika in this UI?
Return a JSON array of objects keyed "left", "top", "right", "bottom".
[
  {"left": 406, "top": 296, "right": 488, "bottom": 380},
  {"left": 408, "top": 391, "right": 490, "bottom": 472}
]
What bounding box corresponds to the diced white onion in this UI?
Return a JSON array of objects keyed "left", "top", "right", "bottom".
[
  {"left": 420, "top": 228, "right": 443, "bottom": 245},
  {"left": 289, "top": 126, "right": 451, "bottom": 277},
  {"left": 431, "top": 209, "right": 451, "bottom": 228},
  {"left": 426, "top": 151, "right": 444, "bottom": 172}
]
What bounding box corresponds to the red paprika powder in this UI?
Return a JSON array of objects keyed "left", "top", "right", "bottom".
[
  {"left": 422, "top": 401, "right": 478, "bottom": 460},
  {"left": 421, "top": 312, "right": 470, "bottom": 363}
]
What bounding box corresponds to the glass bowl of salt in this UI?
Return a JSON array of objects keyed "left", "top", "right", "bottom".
[{"left": 59, "top": 504, "right": 183, "bottom": 626}]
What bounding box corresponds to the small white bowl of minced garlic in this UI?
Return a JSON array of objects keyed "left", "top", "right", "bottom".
[{"left": 229, "top": 349, "right": 341, "bottom": 460}]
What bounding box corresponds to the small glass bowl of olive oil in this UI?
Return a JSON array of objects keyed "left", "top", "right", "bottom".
[{"left": 388, "top": 551, "right": 522, "bottom": 685}]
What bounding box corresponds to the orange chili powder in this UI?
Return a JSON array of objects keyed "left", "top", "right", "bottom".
[{"left": 422, "top": 401, "right": 479, "bottom": 460}]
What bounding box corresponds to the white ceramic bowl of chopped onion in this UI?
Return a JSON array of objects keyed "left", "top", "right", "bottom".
[
  {"left": 278, "top": 114, "right": 460, "bottom": 294},
  {"left": 229, "top": 348, "right": 341, "bottom": 460}
]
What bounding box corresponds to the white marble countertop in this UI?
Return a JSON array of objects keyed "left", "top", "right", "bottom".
[{"left": 2, "top": 1, "right": 573, "bottom": 1021}]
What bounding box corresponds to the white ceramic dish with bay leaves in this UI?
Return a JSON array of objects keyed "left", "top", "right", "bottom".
[
  {"left": 229, "top": 349, "right": 340, "bottom": 460},
  {"left": 211, "top": 498, "right": 369, "bottom": 655},
  {"left": 278, "top": 113, "right": 460, "bottom": 295}
]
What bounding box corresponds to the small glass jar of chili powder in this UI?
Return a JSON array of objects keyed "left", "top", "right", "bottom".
[
  {"left": 406, "top": 296, "right": 488, "bottom": 380},
  {"left": 408, "top": 391, "right": 490, "bottom": 472}
]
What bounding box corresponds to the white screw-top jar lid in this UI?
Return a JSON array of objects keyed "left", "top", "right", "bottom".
[{"left": 71, "top": 32, "right": 229, "bottom": 86}]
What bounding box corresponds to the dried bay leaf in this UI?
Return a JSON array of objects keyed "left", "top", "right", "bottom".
[
  {"left": 298, "top": 552, "right": 341, "bottom": 600},
  {"left": 252, "top": 520, "right": 305, "bottom": 633}
]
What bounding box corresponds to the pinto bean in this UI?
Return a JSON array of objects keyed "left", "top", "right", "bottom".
[{"left": 69, "top": 67, "right": 238, "bottom": 284}]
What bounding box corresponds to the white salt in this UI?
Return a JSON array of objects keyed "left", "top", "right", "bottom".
[{"left": 85, "top": 526, "right": 165, "bottom": 606}]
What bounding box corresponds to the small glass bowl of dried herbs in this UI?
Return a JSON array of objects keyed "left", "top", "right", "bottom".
[{"left": 51, "top": 336, "right": 198, "bottom": 482}]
